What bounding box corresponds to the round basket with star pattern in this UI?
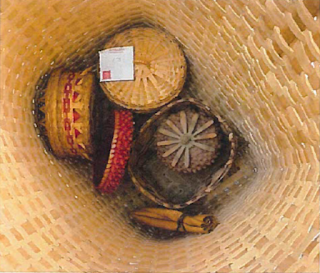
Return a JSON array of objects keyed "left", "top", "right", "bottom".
[{"left": 128, "top": 98, "right": 237, "bottom": 209}]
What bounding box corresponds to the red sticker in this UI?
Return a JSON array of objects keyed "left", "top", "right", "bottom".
[{"left": 103, "top": 70, "right": 111, "bottom": 80}]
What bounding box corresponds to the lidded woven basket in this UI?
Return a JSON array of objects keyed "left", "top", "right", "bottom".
[
  {"left": 129, "top": 99, "right": 237, "bottom": 209},
  {"left": 155, "top": 107, "right": 222, "bottom": 173},
  {"left": 99, "top": 27, "right": 187, "bottom": 112},
  {"left": 37, "top": 69, "right": 95, "bottom": 160}
]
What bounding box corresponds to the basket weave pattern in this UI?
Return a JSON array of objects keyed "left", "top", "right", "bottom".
[
  {"left": 129, "top": 98, "right": 237, "bottom": 209},
  {"left": 100, "top": 27, "right": 187, "bottom": 112},
  {"left": 40, "top": 69, "right": 94, "bottom": 159},
  {"left": 1, "top": 0, "right": 319, "bottom": 272}
]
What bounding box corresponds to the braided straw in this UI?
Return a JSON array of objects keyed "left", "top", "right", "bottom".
[
  {"left": 1, "top": 0, "right": 319, "bottom": 272},
  {"left": 99, "top": 27, "right": 187, "bottom": 112},
  {"left": 39, "top": 69, "right": 95, "bottom": 159}
]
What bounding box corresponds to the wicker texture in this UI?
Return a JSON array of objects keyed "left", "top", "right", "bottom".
[
  {"left": 155, "top": 108, "right": 221, "bottom": 173},
  {"left": 96, "top": 110, "right": 134, "bottom": 193},
  {"left": 100, "top": 27, "right": 187, "bottom": 112},
  {"left": 0, "top": 0, "right": 319, "bottom": 272},
  {"left": 129, "top": 98, "right": 237, "bottom": 209},
  {"left": 38, "top": 68, "right": 95, "bottom": 159}
]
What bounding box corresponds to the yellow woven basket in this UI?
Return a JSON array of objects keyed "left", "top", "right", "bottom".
[
  {"left": 1, "top": 0, "right": 319, "bottom": 272},
  {"left": 37, "top": 68, "right": 95, "bottom": 160},
  {"left": 99, "top": 27, "right": 187, "bottom": 112}
]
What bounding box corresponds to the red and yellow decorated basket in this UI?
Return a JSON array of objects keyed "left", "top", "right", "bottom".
[{"left": 38, "top": 68, "right": 95, "bottom": 160}]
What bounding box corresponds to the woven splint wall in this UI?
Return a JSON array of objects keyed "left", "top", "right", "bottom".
[{"left": 1, "top": 0, "right": 319, "bottom": 272}]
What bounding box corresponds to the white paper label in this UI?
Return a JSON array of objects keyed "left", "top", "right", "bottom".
[{"left": 99, "top": 46, "right": 134, "bottom": 82}]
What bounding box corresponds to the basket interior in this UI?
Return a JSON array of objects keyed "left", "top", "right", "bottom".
[{"left": 1, "top": 0, "right": 319, "bottom": 272}]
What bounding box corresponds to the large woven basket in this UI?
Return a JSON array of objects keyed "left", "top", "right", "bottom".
[{"left": 1, "top": 0, "right": 319, "bottom": 272}]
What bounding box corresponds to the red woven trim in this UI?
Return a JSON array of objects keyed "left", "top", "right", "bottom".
[{"left": 97, "top": 110, "right": 133, "bottom": 193}]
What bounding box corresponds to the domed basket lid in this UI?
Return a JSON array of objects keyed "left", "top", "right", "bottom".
[
  {"left": 99, "top": 27, "right": 187, "bottom": 113},
  {"left": 128, "top": 98, "right": 237, "bottom": 209}
]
